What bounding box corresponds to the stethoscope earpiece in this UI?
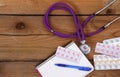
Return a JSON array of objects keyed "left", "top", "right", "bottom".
[{"left": 44, "top": 0, "right": 120, "bottom": 55}]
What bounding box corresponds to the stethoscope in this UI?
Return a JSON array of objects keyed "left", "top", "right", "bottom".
[{"left": 44, "top": 0, "right": 120, "bottom": 54}]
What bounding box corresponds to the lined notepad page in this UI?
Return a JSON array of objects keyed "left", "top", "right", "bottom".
[{"left": 36, "top": 42, "right": 94, "bottom": 77}]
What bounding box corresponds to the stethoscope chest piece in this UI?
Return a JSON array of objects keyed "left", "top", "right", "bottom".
[
  {"left": 44, "top": 1, "right": 120, "bottom": 55},
  {"left": 79, "top": 44, "right": 91, "bottom": 54}
]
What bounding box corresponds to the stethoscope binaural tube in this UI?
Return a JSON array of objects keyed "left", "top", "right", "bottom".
[{"left": 44, "top": 0, "right": 120, "bottom": 54}]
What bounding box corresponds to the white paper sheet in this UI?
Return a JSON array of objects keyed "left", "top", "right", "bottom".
[{"left": 36, "top": 42, "right": 94, "bottom": 77}]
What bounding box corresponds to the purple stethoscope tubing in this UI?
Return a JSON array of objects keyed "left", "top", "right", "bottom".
[
  {"left": 44, "top": 2, "right": 104, "bottom": 43},
  {"left": 44, "top": 0, "right": 119, "bottom": 44}
]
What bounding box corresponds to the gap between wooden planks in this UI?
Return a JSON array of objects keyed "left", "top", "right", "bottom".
[
  {"left": 0, "top": 1, "right": 119, "bottom": 77},
  {"left": 0, "top": 0, "right": 120, "bottom": 77},
  {"left": 0, "top": 16, "right": 119, "bottom": 61},
  {"left": 0, "top": 0, "right": 119, "bottom": 14}
]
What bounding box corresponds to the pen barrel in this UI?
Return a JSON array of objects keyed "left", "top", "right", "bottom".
[
  {"left": 67, "top": 65, "right": 91, "bottom": 71},
  {"left": 55, "top": 64, "right": 91, "bottom": 71}
]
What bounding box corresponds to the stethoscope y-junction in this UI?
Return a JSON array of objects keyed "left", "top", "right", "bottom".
[{"left": 44, "top": 0, "right": 120, "bottom": 54}]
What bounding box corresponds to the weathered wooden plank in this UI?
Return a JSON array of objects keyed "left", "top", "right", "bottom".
[
  {"left": 0, "top": 62, "right": 120, "bottom": 77},
  {"left": 0, "top": 36, "right": 75, "bottom": 61},
  {"left": 87, "top": 70, "right": 120, "bottom": 77},
  {"left": 0, "top": 47, "right": 57, "bottom": 61},
  {"left": 0, "top": 16, "right": 119, "bottom": 35},
  {"left": 0, "top": 35, "right": 75, "bottom": 61},
  {"left": 0, "top": 16, "right": 76, "bottom": 35},
  {"left": 0, "top": 62, "right": 39, "bottom": 77},
  {"left": 0, "top": 0, "right": 119, "bottom": 14},
  {"left": 0, "top": 35, "right": 73, "bottom": 47},
  {"left": 0, "top": 1, "right": 119, "bottom": 77},
  {"left": 0, "top": 30, "right": 119, "bottom": 61},
  {"left": 0, "top": 16, "right": 119, "bottom": 61}
]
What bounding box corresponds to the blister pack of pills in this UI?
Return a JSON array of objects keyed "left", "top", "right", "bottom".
[
  {"left": 55, "top": 46, "right": 81, "bottom": 63},
  {"left": 94, "top": 55, "right": 120, "bottom": 70},
  {"left": 103, "top": 37, "right": 120, "bottom": 47},
  {"left": 95, "top": 42, "right": 120, "bottom": 57}
]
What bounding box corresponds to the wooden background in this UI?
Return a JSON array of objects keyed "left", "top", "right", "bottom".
[{"left": 0, "top": 0, "right": 120, "bottom": 77}]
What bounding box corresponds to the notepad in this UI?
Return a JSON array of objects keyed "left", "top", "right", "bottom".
[{"left": 36, "top": 42, "right": 94, "bottom": 77}]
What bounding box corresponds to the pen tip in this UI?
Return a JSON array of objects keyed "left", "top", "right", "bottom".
[{"left": 55, "top": 64, "right": 67, "bottom": 67}]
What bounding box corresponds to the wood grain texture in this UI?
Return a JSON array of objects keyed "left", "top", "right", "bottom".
[
  {"left": 0, "top": 0, "right": 119, "bottom": 14},
  {"left": 0, "top": 35, "right": 76, "bottom": 61},
  {"left": 0, "top": 16, "right": 119, "bottom": 35},
  {"left": 0, "top": 62, "right": 120, "bottom": 77},
  {"left": 0, "top": 62, "right": 39, "bottom": 77},
  {"left": 0, "top": 16, "right": 119, "bottom": 61},
  {"left": 0, "top": 0, "right": 120, "bottom": 77},
  {"left": 0, "top": 16, "right": 119, "bottom": 77}
]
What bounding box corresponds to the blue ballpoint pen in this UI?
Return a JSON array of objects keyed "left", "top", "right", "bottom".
[{"left": 55, "top": 63, "right": 91, "bottom": 71}]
